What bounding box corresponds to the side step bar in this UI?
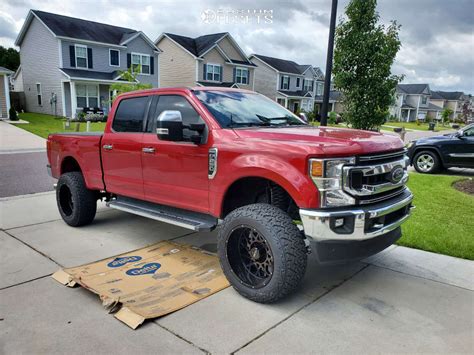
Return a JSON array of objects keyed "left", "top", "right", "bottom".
[{"left": 107, "top": 196, "right": 218, "bottom": 232}]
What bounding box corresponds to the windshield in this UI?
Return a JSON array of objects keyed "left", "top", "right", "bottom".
[{"left": 194, "top": 90, "right": 307, "bottom": 128}]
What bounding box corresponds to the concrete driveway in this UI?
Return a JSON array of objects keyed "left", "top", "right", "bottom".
[{"left": 1, "top": 192, "right": 473, "bottom": 354}]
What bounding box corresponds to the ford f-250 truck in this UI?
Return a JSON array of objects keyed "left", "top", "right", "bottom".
[{"left": 47, "top": 87, "right": 414, "bottom": 303}]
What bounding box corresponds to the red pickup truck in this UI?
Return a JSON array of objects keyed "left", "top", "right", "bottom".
[{"left": 47, "top": 87, "right": 413, "bottom": 302}]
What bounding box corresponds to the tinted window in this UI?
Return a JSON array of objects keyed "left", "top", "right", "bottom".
[
  {"left": 148, "top": 95, "right": 204, "bottom": 138},
  {"left": 112, "top": 96, "right": 149, "bottom": 132}
]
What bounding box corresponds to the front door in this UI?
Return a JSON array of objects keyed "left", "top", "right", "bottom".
[
  {"left": 293, "top": 102, "right": 299, "bottom": 113},
  {"left": 141, "top": 94, "right": 210, "bottom": 214},
  {"left": 101, "top": 95, "right": 151, "bottom": 199},
  {"left": 443, "top": 126, "right": 474, "bottom": 167}
]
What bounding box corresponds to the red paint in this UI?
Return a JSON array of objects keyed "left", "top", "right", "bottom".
[{"left": 47, "top": 87, "right": 405, "bottom": 217}]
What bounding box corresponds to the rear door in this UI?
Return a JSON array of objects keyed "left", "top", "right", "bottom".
[
  {"left": 141, "top": 94, "right": 211, "bottom": 213},
  {"left": 101, "top": 95, "right": 151, "bottom": 199}
]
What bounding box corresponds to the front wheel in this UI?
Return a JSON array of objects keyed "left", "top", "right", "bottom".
[
  {"left": 413, "top": 150, "right": 440, "bottom": 174},
  {"left": 56, "top": 172, "right": 97, "bottom": 227},
  {"left": 217, "top": 203, "right": 307, "bottom": 303}
]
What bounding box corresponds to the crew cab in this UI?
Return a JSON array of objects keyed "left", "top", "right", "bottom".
[
  {"left": 407, "top": 123, "right": 474, "bottom": 173},
  {"left": 47, "top": 87, "right": 414, "bottom": 302}
]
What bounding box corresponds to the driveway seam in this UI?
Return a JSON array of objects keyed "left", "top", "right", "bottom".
[
  {"left": 0, "top": 274, "right": 52, "bottom": 291},
  {"left": 231, "top": 263, "right": 371, "bottom": 354},
  {"left": 368, "top": 263, "right": 474, "bottom": 292},
  {"left": 153, "top": 322, "right": 211, "bottom": 354}
]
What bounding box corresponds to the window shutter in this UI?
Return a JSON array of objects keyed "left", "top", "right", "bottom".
[
  {"left": 87, "top": 48, "right": 93, "bottom": 69},
  {"left": 219, "top": 66, "right": 222, "bottom": 81},
  {"left": 233, "top": 68, "right": 236, "bottom": 83},
  {"left": 150, "top": 56, "right": 154, "bottom": 75},
  {"left": 288, "top": 77, "right": 290, "bottom": 88},
  {"left": 246, "top": 70, "right": 250, "bottom": 84},
  {"left": 69, "top": 46, "right": 75, "bottom": 67},
  {"left": 127, "top": 53, "right": 131, "bottom": 68},
  {"left": 203, "top": 64, "right": 207, "bottom": 80},
  {"left": 280, "top": 76, "right": 283, "bottom": 89}
]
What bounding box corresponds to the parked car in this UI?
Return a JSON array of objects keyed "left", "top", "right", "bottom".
[
  {"left": 407, "top": 123, "right": 474, "bottom": 173},
  {"left": 47, "top": 87, "right": 414, "bottom": 302}
]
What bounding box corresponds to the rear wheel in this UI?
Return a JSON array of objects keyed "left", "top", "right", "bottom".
[
  {"left": 56, "top": 172, "right": 97, "bottom": 226},
  {"left": 217, "top": 203, "right": 307, "bottom": 303},
  {"left": 414, "top": 150, "right": 440, "bottom": 174}
]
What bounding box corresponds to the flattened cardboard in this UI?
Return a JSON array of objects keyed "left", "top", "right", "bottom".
[{"left": 52, "top": 241, "right": 229, "bottom": 329}]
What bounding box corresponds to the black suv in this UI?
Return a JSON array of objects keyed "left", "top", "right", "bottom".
[{"left": 407, "top": 123, "right": 474, "bottom": 173}]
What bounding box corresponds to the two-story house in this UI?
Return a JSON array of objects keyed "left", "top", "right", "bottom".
[
  {"left": 430, "top": 91, "right": 469, "bottom": 120},
  {"left": 249, "top": 54, "right": 320, "bottom": 113},
  {"left": 390, "top": 84, "right": 442, "bottom": 122},
  {"left": 155, "top": 32, "right": 255, "bottom": 90},
  {"left": 14, "top": 10, "right": 160, "bottom": 118}
]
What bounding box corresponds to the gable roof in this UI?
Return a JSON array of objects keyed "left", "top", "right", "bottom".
[
  {"left": 432, "top": 91, "right": 465, "bottom": 101},
  {"left": 252, "top": 54, "right": 305, "bottom": 74},
  {"left": 16, "top": 10, "right": 159, "bottom": 50},
  {"left": 164, "top": 32, "right": 227, "bottom": 57},
  {"left": 397, "top": 84, "right": 430, "bottom": 95},
  {"left": 0, "top": 66, "right": 14, "bottom": 75}
]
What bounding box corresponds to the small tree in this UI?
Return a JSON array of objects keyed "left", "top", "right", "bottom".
[
  {"left": 441, "top": 107, "right": 453, "bottom": 126},
  {"left": 333, "top": 0, "right": 403, "bottom": 130},
  {"left": 110, "top": 66, "right": 152, "bottom": 102}
]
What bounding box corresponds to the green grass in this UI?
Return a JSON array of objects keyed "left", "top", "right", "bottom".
[
  {"left": 16, "top": 112, "right": 106, "bottom": 139},
  {"left": 381, "top": 121, "right": 455, "bottom": 132},
  {"left": 399, "top": 173, "right": 474, "bottom": 260}
]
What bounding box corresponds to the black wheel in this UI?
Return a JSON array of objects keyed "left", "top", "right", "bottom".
[
  {"left": 56, "top": 172, "right": 97, "bottom": 226},
  {"left": 217, "top": 203, "right": 307, "bottom": 303},
  {"left": 413, "top": 150, "right": 441, "bottom": 174}
]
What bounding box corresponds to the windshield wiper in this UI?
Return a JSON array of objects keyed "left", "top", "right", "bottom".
[{"left": 256, "top": 114, "right": 306, "bottom": 126}]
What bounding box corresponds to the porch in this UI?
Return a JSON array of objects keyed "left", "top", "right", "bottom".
[{"left": 276, "top": 91, "right": 314, "bottom": 113}]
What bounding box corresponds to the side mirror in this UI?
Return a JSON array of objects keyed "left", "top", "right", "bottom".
[{"left": 156, "top": 110, "right": 183, "bottom": 141}]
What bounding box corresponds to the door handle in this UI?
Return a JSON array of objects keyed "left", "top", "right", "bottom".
[
  {"left": 102, "top": 144, "right": 113, "bottom": 151},
  {"left": 142, "top": 147, "right": 155, "bottom": 154}
]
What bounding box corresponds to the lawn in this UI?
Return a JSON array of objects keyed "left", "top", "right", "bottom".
[
  {"left": 399, "top": 172, "right": 474, "bottom": 260},
  {"left": 16, "top": 112, "right": 106, "bottom": 139},
  {"left": 381, "top": 121, "right": 454, "bottom": 132}
]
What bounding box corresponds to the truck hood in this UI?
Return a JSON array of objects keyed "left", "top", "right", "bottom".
[{"left": 233, "top": 126, "right": 404, "bottom": 156}]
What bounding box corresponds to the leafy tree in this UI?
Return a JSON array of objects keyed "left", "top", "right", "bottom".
[
  {"left": 109, "top": 66, "right": 152, "bottom": 101},
  {"left": 441, "top": 107, "right": 453, "bottom": 126},
  {"left": 461, "top": 100, "right": 471, "bottom": 123},
  {"left": 0, "top": 46, "right": 20, "bottom": 71},
  {"left": 333, "top": 0, "right": 403, "bottom": 130}
]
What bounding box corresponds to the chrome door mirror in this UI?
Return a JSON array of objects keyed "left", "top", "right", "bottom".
[{"left": 156, "top": 110, "right": 183, "bottom": 141}]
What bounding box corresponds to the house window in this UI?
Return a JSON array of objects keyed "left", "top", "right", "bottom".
[
  {"left": 206, "top": 64, "right": 221, "bottom": 82},
  {"left": 296, "top": 78, "right": 300, "bottom": 87},
  {"left": 109, "top": 49, "right": 120, "bottom": 67},
  {"left": 281, "top": 75, "right": 289, "bottom": 90},
  {"left": 316, "top": 82, "right": 324, "bottom": 96},
  {"left": 75, "top": 45, "right": 87, "bottom": 68},
  {"left": 36, "top": 83, "right": 42, "bottom": 106},
  {"left": 421, "top": 96, "right": 427, "bottom": 105},
  {"left": 304, "top": 79, "right": 313, "bottom": 92},
  {"left": 132, "top": 53, "right": 150, "bottom": 74},
  {"left": 76, "top": 84, "right": 99, "bottom": 108},
  {"left": 235, "top": 67, "right": 249, "bottom": 84}
]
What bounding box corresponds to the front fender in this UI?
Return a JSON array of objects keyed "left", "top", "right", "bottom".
[{"left": 209, "top": 153, "right": 319, "bottom": 216}]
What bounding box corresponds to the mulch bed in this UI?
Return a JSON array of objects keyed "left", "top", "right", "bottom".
[{"left": 453, "top": 179, "right": 474, "bottom": 195}]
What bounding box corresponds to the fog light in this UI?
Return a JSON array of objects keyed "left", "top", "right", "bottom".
[{"left": 334, "top": 218, "right": 344, "bottom": 228}]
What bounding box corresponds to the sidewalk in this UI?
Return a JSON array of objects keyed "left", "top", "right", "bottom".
[
  {"left": 1, "top": 192, "right": 472, "bottom": 354},
  {"left": 0, "top": 120, "right": 46, "bottom": 153}
]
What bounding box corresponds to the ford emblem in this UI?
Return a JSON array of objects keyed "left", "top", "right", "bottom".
[{"left": 390, "top": 166, "right": 404, "bottom": 184}]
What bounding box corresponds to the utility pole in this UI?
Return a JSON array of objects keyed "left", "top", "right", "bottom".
[{"left": 320, "top": 0, "right": 338, "bottom": 126}]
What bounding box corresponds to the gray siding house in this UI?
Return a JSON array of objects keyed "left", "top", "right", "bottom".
[
  {"left": 0, "top": 66, "right": 13, "bottom": 119},
  {"left": 390, "top": 84, "right": 443, "bottom": 122},
  {"left": 15, "top": 10, "right": 160, "bottom": 118},
  {"left": 155, "top": 32, "right": 255, "bottom": 90},
  {"left": 249, "top": 54, "right": 320, "bottom": 113}
]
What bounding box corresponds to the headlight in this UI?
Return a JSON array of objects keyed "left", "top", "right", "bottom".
[
  {"left": 309, "top": 157, "right": 355, "bottom": 208},
  {"left": 406, "top": 141, "right": 414, "bottom": 149}
]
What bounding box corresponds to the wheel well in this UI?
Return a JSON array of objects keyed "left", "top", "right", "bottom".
[
  {"left": 413, "top": 147, "right": 443, "bottom": 166},
  {"left": 221, "top": 177, "right": 299, "bottom": 219},
  {"left": 61, "top": 157, "right": 82, "bottom": 174}
]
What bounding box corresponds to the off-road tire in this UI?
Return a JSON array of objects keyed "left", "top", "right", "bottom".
[
  {"left": 413, "top": 150, "right": 441, "bottom": 174},
  {"left": 56, "top": 172, "right": 97, "bottom": 227},
  {"left": 217, "top": 203, "right": 307, "bottom": 303}
]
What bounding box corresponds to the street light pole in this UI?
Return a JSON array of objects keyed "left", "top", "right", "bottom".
[{"left": 320, "top": 0, "right": 338, "bottom": 126}]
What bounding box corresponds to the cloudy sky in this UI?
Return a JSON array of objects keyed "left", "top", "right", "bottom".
[{"left": 1, "top": 0, "right": 473, "bottom": 93}]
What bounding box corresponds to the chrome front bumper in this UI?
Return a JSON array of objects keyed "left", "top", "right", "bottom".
[{"left": 300, "top": 189, "right": 414, "bottom": 242}]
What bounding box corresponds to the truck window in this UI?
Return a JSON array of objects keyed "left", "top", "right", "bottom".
[
  {"left": 147, "top": 95, "right": 204, "bottom": 139},
  {"left": 112, "top": 96, "right": 149, "bottom": 132}
]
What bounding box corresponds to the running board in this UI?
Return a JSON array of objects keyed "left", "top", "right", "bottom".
[{"left": 106, "top": 196, "right": 217, "bottom": 232}]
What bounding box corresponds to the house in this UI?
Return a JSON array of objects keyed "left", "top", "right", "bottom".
[
  {"left": 390, "top": 84, "right": 442, "bottom": 122},
  {"left": 430, "top": 91, "right": 469, "bottom": 120},
  {"left": 314, "top": 90, "right": 344, "bottom": 115},
  {"left": 0, "top": 66, "right": 13, "bottom": 119},
  {"left": 249, "top": 54, "right": 320, "bottom": 113},
  {"left": 14, "top": 10, "right": 160, "bottom": 118},
  {"left": 10, "top": 65, "right": 23, "bottom": 92},
  {"left": 155, "top": 32, "right": 255, "bottom": 90}
]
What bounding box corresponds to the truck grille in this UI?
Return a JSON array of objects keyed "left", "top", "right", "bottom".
[{"left": 343, "top": 149, "right": 409, "bottom": 205}]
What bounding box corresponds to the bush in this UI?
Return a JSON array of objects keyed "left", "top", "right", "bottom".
[
  {"left": 84, "top": 113, "right": 103, "bottom": 122},
  {"left": 328, "top": 111, "right": 337, "bottom": 124},
  {"left": 9, "top": 107, "right": 18, "bottom": 121}
]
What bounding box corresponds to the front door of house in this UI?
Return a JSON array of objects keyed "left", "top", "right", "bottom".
[{"left": 293, "top": 102, "right": 299, "bottom": 113}]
